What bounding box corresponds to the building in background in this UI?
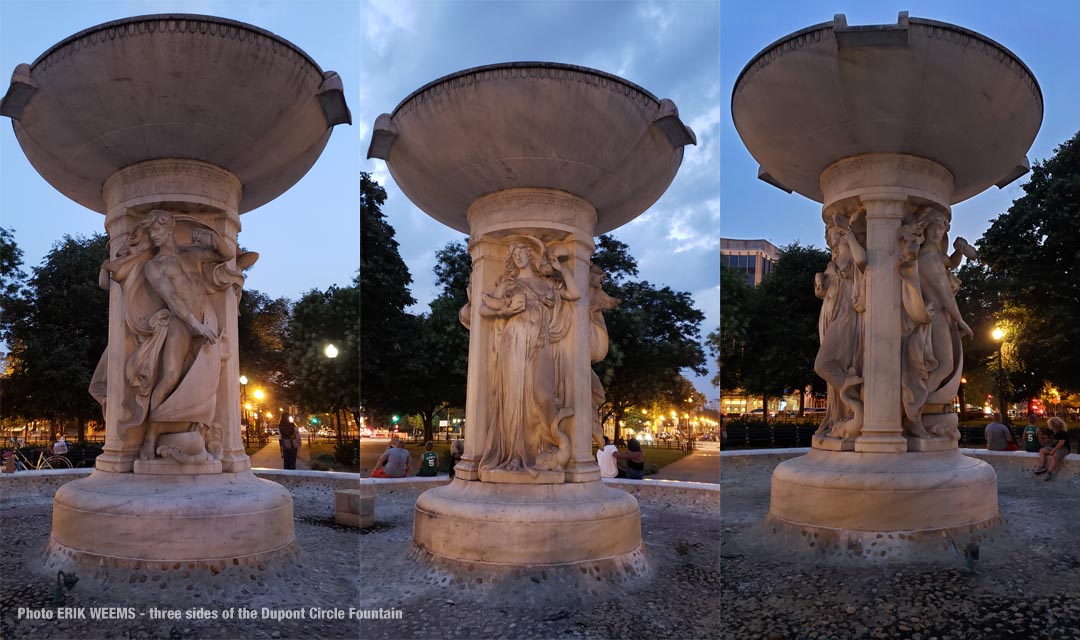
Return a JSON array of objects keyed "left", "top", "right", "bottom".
[{"left": 720, "top": 238, "right": 779, "bottom": 287}]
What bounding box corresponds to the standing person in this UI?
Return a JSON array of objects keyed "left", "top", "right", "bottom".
[
  {"left": 1021, "top": 414, "right": 1041, "bottom": 453},
  {"left": 372, "top": 437, "right": 411, "bottom": 478},
  {"left": 984, "top": 413, "right": 1017, "bottom": 451},
  {"left": 595, "top": 436, "right": 618, "bottom": 479},
  {"left": 1034, "top": 418, "right": 1069, "bottom": 481},
  {"left": 278, "top": 413, "right": 301, "bottom": 470},
  {"left": 417, "top": 441, "right": 439, "bottom": 477},
  {"left": 614, "top": 438, "right": 646, "bottom": 480}
]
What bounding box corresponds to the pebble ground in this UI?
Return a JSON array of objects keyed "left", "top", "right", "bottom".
[{"left": 720, "top": 457, "right": 1080, "bottom": 640}]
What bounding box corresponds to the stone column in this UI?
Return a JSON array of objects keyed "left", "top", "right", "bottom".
[
  {"left": 818, "top": 154, "right": 955, "bottom": 453},
  {"left": 463, "top": 188, "right": 601, "bottom": 484},
  {"left": 856, "top": 197, "right": 907, "bottom": 452},
  {"left": 93, "top": 159, "right": 248, "bottom": 473},
  {"left": 562, "top": 235, "right": 602, "bottom": 483}
]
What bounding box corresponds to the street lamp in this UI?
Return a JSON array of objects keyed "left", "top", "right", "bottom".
[
  {"left": 238, "top": 376, "right": 249, "bottom": 437},
  {"left": 324, "top": 343, "right": 338, "bottom": 359},
  {"left": 992, "top": 327, "right": 1007, "bottom": 424}
]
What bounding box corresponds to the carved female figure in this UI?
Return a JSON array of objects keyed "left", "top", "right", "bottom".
[
  {"left": 478, "top": 237, "right": 580, "bottom": 475},
  {"left": 898, "top": 207, "right": 975, "bottom": 438},
  {"left": 813, "top": 210, "right": 866, "bottom": 440}
]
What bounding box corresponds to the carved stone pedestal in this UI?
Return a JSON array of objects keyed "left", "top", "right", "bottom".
[
  {"left": 414, "top": 478, "right": 643, "bottom": 567},
  {"left": 414, "top": 187, "right": 642, "bottom": 569},
  {"left": 47, "top": 158, "right": 294, "bottom": 576},
  {"left": 368, "top": 62, "right": 696, "bottom": 577},
  {"left": 49, "top": 470, "right": 295, "bottom": 571},
  {"left": 767, "top": 449, "right": 999, "bottom": 561}
]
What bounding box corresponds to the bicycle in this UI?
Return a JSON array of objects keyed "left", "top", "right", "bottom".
[{"left": 7, "top": 439, "right": 72, "bottom": 470}]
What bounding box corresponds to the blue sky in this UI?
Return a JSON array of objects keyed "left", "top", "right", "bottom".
[
  {"left": 360, "top": 0, "right": 721, "bottom": 399},
  {"left": 2, "top": 0, "right": 721, "bottom": 399},
  {"left": 721, "top": 1, "right": 1080, "bottom": 256},
  {"left": 0, "top": 0, "right": 361, "bottom": 301},
  {"left": 6, "top": 1, "right": 1069, "bottom": 403}
]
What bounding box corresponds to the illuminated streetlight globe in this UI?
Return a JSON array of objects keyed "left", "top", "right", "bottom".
[
  {"left": 253, "top": 389, "right": 266, "bottom": 401},
  {"left": 324, "top": 343, "right": 339, "bottom": 359},
  {"left": 992, "top": 327, "right": 1006, "bottom": 341},
  {"left": 239, "top": 375, "right": 248, "bottom": 385}
]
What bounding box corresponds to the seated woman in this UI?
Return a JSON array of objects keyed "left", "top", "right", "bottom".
[
  {"left": 613, "top": 438, "right": 646, "bottom": 480},
  {"left": 1034, "top": 417, "right": 1070, "bottom": 481}
]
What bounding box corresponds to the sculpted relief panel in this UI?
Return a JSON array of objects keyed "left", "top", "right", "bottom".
[
  {"left": 897, "top": 206, "right": 976, "bottom": 441},
  {"left": 812, "top": 203, "right": 977, "bottom": 447},
  {"left": 477, "top": 236, "right": 580, "bottom": 477},
  {"left": 90, "top": 209, "right": 255, "bottom": 469},
  {"left": 814, "top": 210, "right": 867, "bottom": 442}
]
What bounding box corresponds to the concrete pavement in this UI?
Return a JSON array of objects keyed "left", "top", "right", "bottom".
[
  {"left": 248, "top": 440, "right": 311, "bottom": 470},
  {"left": 650, "top": 440, "right": 720, "bottom": 483}
]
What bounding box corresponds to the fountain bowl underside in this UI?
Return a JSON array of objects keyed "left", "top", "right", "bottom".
[
  {"left": 732, "top": 16, "right": 1042, "bottom": 203},
  {"left": 5, "top": 14, "right": 340, "bottom": 214}
]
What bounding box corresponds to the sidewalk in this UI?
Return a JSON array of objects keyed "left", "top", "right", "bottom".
[
  {"left": 650, "top": 441, "right": 720, "bottom": 483},
  {"left": 248, "top": 440, "right": 311, "bottom": 470}
]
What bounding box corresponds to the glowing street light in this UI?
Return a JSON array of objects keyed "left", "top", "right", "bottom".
[
  {"left": 992, "top": 326, "right": 1007, "bottom": 423},
  {"left": 253, "top": 389, "right": 265, "bottom": 401},
  {"left": 324, "top": 343, "right": 339, "bottom": 359}
]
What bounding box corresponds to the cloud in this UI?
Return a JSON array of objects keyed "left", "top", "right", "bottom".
[{"left": 364, "top": 0, "right": 415, "bottom": 58}]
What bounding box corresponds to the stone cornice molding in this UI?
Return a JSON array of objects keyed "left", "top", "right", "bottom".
[{"left": 32, "top": 14, "right": 323, "bottom": 75}]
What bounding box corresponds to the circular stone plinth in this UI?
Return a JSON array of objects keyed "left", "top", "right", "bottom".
[
  {"left": 732, "top": 15, "right": 1042, "bottom": 203},
  {"left": 768, "top": 449, "right": 998, "bottom": 559},
  {"left": 5, "top": 14, "right": 344, "bottom": 214},
  {"left": 370, "top": 62, "right": 692, "bottom": 234},
  {"left": 49, "top": 469, "right": 294, "bottom": 568},
  {"left": 414, "top": 478, "right": 642, "bottom": 565}
]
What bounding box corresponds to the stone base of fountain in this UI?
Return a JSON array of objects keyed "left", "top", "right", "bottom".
[
  {"left": 414, "top": 478, "right": 642, "bottom": 567},
  {"left": 767, "top": 449, "right": 999, "bottom": 560},
  {"left": 48, "top": 469, "right": 295, "bottom": 573}
]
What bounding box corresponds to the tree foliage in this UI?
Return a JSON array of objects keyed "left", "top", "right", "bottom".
[
  {"left": 359, "top": 172, "right": 416, "bottom": 420},
  {"left": 237, "top": 289, "right": 291, "bottom": 402},
  {"left": 0, "top": 227, "right": 27, "bottom": 345},
  {"left": 593, "top": 235, "right": 707, "bottom": 442},
  {"left": 404, "top": 241, "right": 471, "bottom": 441},
  {"left": 740, "top": 243, "right": 829, "bottom": 407},
  {"left": 2, "top": 234, "right": 109, "bottom": 440},
  {"left": 717, "top": 265, "right": 753, "bottom": 391},
  {"left": 968, "top": 130, "right": 1080, "bottom": 396},
  {"left": 285, "top": 276, "right": 359, "bottom": 441}
]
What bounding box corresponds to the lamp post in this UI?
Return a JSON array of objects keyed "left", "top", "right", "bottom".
[
  {"left": 239, "top": 376, "right": 248, "bottom": 443},
  {"left": 253, "top": 389, "right": 266, "bottom": 444},
  {"left": 324, "top": 343, "right": 343, "bottom": 444},
  {"left": 992, "top": 327, "right": 1007, "bottom": 424}
]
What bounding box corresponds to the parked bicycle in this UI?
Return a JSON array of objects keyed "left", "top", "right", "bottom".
[{"left": 6, "top": 438, "right": 72, "bottom": 470}]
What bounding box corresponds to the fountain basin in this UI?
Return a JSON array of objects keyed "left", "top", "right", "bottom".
[
  {"left": 367, "top": 62, "right": 694, "bottom": 234},
  {"left": 731, "top": 13, "right": 1042, "bottom": 203},
  {"left": 1, "top": 14, "right": 350, "bottom": 214}
]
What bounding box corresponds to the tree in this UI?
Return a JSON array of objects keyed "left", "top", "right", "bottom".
[
  {"left": 403, "top": 241, "right": 470, "bottom": 442},
  {"left": 286, "top": 277, "right": 359, "bottom": 444},
  {"left": 3, "top": 234, "right": 109, "bottom": 442},
  {"left": 359, "top": 172, "right": 416, "bottom": 422},
  {"left": 717, "top": 265, "right": 753, "bottom": 392},
  {"left": 593, "top": 236, "right": 707, "bottom": 443},
  {"left": 237, "top": 289, "right": 291, "bottom": 405},
  {"left": 974, "top": 130, "right": 1080, "bottom": 396},
  {"left": 0, "top": 227, "right": 27, "bottom": 345},
  {"left": 741, "top": 243, "right": 829, "bottom": 414}
]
